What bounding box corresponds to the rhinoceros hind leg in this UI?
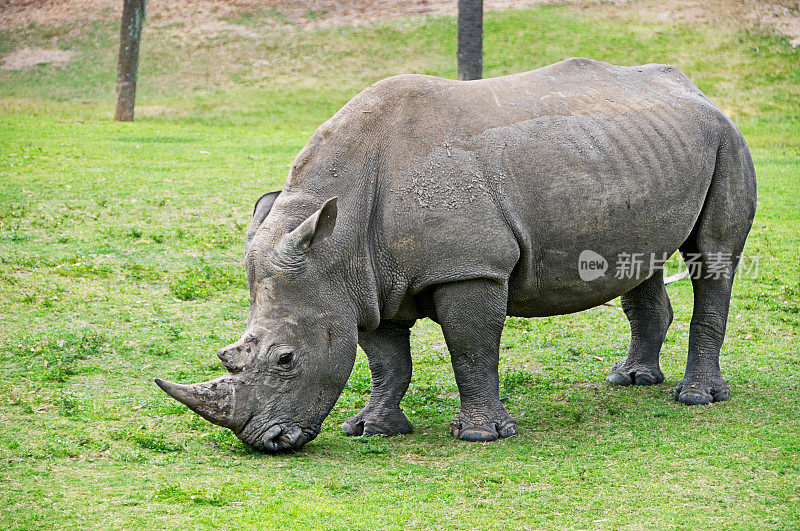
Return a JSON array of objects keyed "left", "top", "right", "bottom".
[
  {"left": 673, "top": 245, "right": 738, "bottom": 406},
  {"left": 606, "top": 273, "right": 672, "bottom": 387},
  {"left": 673, "top": 132, "right": 754, "bottom": 406},
  {"left": 433, "top": 279, "right": 517, "bottom": 442},
  {"left": 342, "top": 320, "right": 414, "bottom": 437},
  {"left": 672, "top": 271, "right": 734, "bottom": 406}
]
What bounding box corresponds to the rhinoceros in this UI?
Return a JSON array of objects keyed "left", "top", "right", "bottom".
[{"left": 155, "top": 58, "right": 756, "bottom": 452}]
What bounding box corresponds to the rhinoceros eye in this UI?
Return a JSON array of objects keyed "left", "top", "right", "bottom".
[{"left": 278, "top": 351, "right": 294, "bottom": 365}]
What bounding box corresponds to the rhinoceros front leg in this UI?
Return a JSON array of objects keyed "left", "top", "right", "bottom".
[
  {"left": 342, "top": 320, "right": 414, "bottom": 437},
  {"left": 433, "top": 279, "right": 517, "bottom": 442},
  {"left": 607, "top": 273, "right": 672, "bottom": 386}
]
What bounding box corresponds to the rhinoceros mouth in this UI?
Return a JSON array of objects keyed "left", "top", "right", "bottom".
[{"left": 238, "top": 420, "right": 320, "bottom": 452}]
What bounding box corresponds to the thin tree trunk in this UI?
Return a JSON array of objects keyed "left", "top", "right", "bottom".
[
  {"left": 457, "top": 0, "right": 483, "bottom": 80},
  {"left": 115, "top": 0, "right": 146, "bottom": 121}
]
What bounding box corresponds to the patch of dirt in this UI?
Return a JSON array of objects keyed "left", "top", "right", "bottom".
[
  {"left": 0, "top": 0, "right": 798, "bottom": 45},
  {"left": 746, "top": 1, "right": 800, "bottom": 47},
  {"left": 591, "top": 0, "right": 800, "bottom": 47},
  {"left": 261, "top": 0, "right": 547, "bottom": 28},
  {"left": 0, "top": 46, "right": 77, "bottom": 70},
  {"left": 0, "top": 0, "right": 547, "bottom": 30},
  {"left": 187, "top": 21, "right": 260, "bottom": 38}
]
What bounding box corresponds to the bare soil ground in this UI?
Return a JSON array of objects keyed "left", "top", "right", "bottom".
[
  {"left": 0, "top": 46, "right": 77, "bottom": 69},
  {"left": 1, "top": 0, "right": 798, "bottom": 36},
  {"left": 1, "top": 0, "right": 798, "bottom": 69}
]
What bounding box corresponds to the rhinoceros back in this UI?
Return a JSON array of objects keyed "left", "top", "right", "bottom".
[{"left": 277, "top": 58, "right": 747, "bottom": 318}]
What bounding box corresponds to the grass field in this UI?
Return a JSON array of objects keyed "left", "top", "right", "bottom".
[{"left": 1, "top": 3, "right": 799, "bottom": 528}]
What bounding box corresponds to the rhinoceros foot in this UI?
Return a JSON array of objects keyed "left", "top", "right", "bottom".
[
  {"left": 449, "top": 412, "right": 518, "bottom": 442},
  {"left": 673, "top": 377, "right": 730, "bottom": 406},
  {"left": 606, "top": 362, "right": 665, "bottom": 386},
  {"left": 342, "top": 406, "right": 413, "bottom": 437}
]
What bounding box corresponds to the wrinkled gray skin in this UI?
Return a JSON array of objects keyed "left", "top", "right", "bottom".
[{"left": 156, "top": 58, "right": 756, "bottom": 452}]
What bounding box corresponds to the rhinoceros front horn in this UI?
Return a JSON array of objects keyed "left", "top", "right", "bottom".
[{"left": 154, "top": 376, "right": 240, "bottom": 430}]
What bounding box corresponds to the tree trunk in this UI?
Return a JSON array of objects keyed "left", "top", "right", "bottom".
[
  {"left": 115, "top": 0, "right": 146, "bottom": 121},
  {"left": 457, "top": 0, "right": 483, "bottom": 80}
]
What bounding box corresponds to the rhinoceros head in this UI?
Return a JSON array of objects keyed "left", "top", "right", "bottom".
[{"left": 156, "top": 192, "right": 359, "bottom": 452}]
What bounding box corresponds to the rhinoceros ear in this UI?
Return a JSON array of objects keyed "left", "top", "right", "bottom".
[
  {"left": 285, "top": 197, "right": 338, "bottom": 253},
  {"left": 246, "top": 191, "right": 281, "bottom": 252}
]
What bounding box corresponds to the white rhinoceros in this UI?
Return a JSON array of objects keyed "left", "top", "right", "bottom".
[{"left": 157, "top": 58, "right": 756, "bottom": 452}]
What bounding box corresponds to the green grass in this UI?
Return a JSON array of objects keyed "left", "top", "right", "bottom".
[{"left": 1, "top": 3, "right": 799, "bottom": 528}]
